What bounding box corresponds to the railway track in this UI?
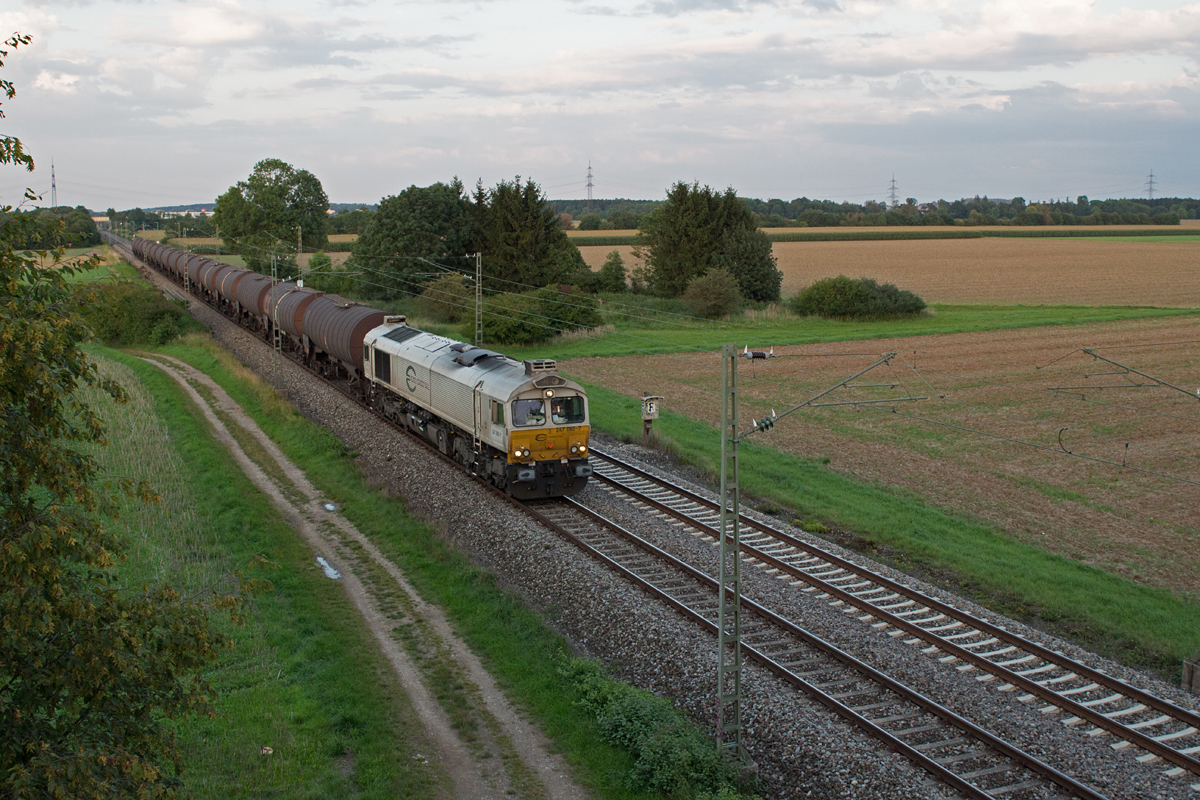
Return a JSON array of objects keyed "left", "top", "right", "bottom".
[
  {"left": 522, "top": 496, "right": 1106, "bottom": 800},
  {"left": 109, "top": 232, "right": 1183, "bottom": 797},
  {"left": 586, "top": 447, "right": 1200, "bottom": 793}
]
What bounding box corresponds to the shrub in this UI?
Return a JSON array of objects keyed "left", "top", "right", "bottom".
[
  {"left": 791, "top": 275, "right": 926, "bottom": 320},
  {"left": 598, "top": 250, "right": 628, "bottom": 293},
  {"left": 534, "top": 285, "right": 602, "bottom": 331},
  {"left": 558, "top": 655, "right": 747, "bottom": 796},
  {"left": 682, "top": 268, "right": 742, "bottom": 318},
  {"left": 303, "top": 260, "right": 359, "bottom": 296},
  {"left": 417, "top": 273, "right": 474, "bottom": 323},
  {"left": 75, "top": 280, "right": 187, "bottom": 345},
  {"left": 479, "top": 292, "right": 546, "bottom": 345}
]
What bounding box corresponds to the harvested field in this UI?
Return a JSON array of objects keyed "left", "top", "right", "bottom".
[
  {"left": 579, "top": 236, "right": 1200, "bottom": 308},
  {"left": 562, "top": 315, "right": 1200, "bottom": 598},
  {"left": 771, "top": 238, "right": 1200, "bottom": 307}
]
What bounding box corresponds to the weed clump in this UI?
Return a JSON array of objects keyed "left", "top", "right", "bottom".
[
  {"left": 76, "top": 280, "right": 190, "bottom": 345},
  {"left": 792, "top": 275, "right": 926, "bottom": 320},
  {"left": 558, "top": 655, "right": 758, "bottom": 798}
]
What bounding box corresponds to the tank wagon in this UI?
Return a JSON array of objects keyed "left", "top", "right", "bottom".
[{"left": 118, "top": 233, "right": 590, "bottom": 499}]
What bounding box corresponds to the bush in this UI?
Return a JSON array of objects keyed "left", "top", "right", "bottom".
[
  {"left": 76, "top": 280, "right": 187, "bottom": 345},
  {"left": 791, "top": 275, "right": 926, "bottom": 320},
  {"left": 559, "top": 655, "right": 748, "bottom": 796},
  {"left": 682, "top": 268, "right": 742, "bottom": 319},
  {"left": 478, "top": 292, "right": 546, "bottom": 345},
  {"left": 417, "top": 273, "right": 474, "bottom": 323},
  {"left": 534, "top": 285, "right": 602, "bottom": 331}
]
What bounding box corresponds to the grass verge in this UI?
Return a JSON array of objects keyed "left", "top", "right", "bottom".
[
  {"left": 90, "top": 347, "right": 442, "bottom": 800},
  {"left": 575, "top": 381, "right": 1200, "bottom": 678},
  {"left": 504, "top": 304, "right": 1199, "bottom": 361},
  {"left": 135, "top": 335, "right": 676, "bottom": 800}
]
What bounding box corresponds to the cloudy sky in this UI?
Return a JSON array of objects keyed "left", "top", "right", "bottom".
[{"left": 1, "top": 0, "right": 1197, "bottom": 210}]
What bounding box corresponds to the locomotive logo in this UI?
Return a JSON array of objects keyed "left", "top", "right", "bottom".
[{"left": 406, "top": 365, "right": 417, "bottom": 392}]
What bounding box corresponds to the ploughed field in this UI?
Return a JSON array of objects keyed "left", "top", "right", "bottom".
[
  {"left": 562, "top": 314, "right": 1200, "bottom": 598},
  {"left": 578, "top": 235, "right": 1200, "bottom": 307}
]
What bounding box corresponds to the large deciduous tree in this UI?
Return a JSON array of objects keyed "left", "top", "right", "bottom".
[
  {"left": 2, "top": 35, "right": 246, "bottom": 798},
  {"left": 635, "top": 182, "right": 781, "bottom": 302},
  {"left": 352, "top": 180, "right": 473, "bottom": 298},
  {"left": 213, "top": 158, "right": 330, "bottom": 273}
]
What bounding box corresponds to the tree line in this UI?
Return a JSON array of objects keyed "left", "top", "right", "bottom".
[{"left": 0, "top": 205, "right": 100, "bottom": 248}]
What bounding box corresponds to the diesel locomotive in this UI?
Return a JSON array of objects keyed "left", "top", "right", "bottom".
[{"left": 113, "top": 232, "right": 591, "bottom": 498}]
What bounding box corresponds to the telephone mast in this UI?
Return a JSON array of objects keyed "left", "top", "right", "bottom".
[
  {"left": 51, "top": 159, "right": 57, "bottom": 207},
  {"left": 1145, "top": 170, "right": 1157, "bottom": 201},
  {"left": 887, "top": 175, "right": 899, "bottom": 208},
  {"left": 586, "top": 161, "right": 594, "bottom": 214}
]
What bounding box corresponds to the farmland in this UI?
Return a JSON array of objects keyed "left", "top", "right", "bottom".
[{"left": 578, "top": 234, "right": 1200, "bottom": 307}]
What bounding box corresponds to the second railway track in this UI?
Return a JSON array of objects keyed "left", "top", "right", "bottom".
[{"left": 585, "top": 447, "right": 1200, "bottom": 793}]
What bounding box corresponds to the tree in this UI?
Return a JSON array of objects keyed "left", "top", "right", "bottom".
[
  {"left": 213, "top": 158, "right": 330, "bottom": 273},
  {"left": 470, "top": 177, "right": 586, "bottom": 291},
  {"left": 634, "top": 182, "right": 781, "bottom": 302},
  {"left": 353, "top": 180, "right": 473, "bottom": 298},
  {"left": 2, "top": 36, "right": 248, "bottom": 797},
  {"left": 597, "top": 250, "right": 628, "bottom": 293}
]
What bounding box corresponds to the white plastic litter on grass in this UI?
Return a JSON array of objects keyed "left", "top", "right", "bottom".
[
  {"left": 316, "top": 556, "right": 341, "bottom": 580},
  {"left": 323, "top": 502, "right": 338, "bottom": 511}
]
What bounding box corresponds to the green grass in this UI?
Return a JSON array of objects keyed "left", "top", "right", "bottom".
[
  {"left": 504, "top": 304, "right": 1200, "bottom": 361},
  {"left": 574, "top": 382, "right": 1200, "bottom": 676},
  {"left": 61, "top": 260, "right": 141, "bottom": 283},
  {"left": 89, "top": 348, "right": 442, "bottom": 800},
  {"left": 134, "top": 337, "right": 662, "bottom": 800}
]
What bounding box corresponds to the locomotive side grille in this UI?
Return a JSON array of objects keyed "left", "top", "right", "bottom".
[
  {"left": 430, "top": 371, "right": 474, "bottom": 428},
  {"left": 384, "top": 326, "right": 422, "bottom": 344}
]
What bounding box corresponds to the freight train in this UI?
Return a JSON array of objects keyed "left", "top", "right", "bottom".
[{"left": 106, "top": 232, "right": 592, "bottom": 499}]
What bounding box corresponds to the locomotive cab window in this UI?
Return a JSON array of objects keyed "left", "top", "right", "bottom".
[
  {"left": 512, "top": 399, "right": 545, "bottom": 427},
  {"left": 491, "top": 400, "right": 504, "bottom": 425},
  {"left": 551, "top": 396, "right": 585, "bottom": 424}
]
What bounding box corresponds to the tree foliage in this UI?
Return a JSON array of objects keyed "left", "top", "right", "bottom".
[
  {"left": 597, "top": 250, "right": 628, "bottom": 293},
  {"left": 417, "top": 273, "right": 474, "bottom": 323},
  {"left": 0, "top": 206, "right": 100, "bottom": 249},
  {"left": 353, "top": 180, "right": 472, "bottom": 298},
  {"left": 1, "top": 36, "right": 247, "bottom": 798},
  {"left": 213, "top": 158, "right": 330, "bottom": 273},
  {"left": 635, "top": 182, "right": 781, "bottom": 302},
  {"left": 470, "top": 177, "right": 586, "bottom": 291}
]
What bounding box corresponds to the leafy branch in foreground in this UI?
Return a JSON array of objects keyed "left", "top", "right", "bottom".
[{"left": 1, "top": 33, "right": 263, "bottom": 799}]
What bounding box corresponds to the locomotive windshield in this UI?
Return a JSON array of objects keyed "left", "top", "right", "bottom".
[
  {"left": 551, "top": 396, "right": 585, "bottom": 424},
  {"left": 512, "top": 399, "right": 546, "bottom": 426}
]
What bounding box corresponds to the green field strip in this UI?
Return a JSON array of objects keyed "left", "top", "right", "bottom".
[
  {"left": 503, "top": 305, "right": 1200, "bottom": 361},
  {"left": 573, "top": 381, "right": 1200, "bottom": 677},
  {"left": 95, "top": 347, "right": 442, "bottom": 800}
]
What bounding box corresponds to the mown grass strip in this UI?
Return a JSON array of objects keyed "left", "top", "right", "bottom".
[
  {"left": 94, "top": 347, "right": 443, "bottom": 800},
  {"left": 505, "top": 304, "right": 1198, "bottom": 361},
  {"left": 575, "top": 381, "right": 1200, "bottom": 677},
  {"left": 145, "top": 338, "right": 662, "bottom": 800}
]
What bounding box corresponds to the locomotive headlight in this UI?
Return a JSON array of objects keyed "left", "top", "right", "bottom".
[
  {"left": 522, "top": 448, "right": 531, "bottom": 457},
  {"left": 544, "top": 389, "right": 554, "bottom": 397},
  {"left": 570, "top": 445, "right": 578, "bottom": 454},
  {"left": 514, "top": 448, "right": 521, "bottom": 458},
  {"left": 579, "top": 444, "right": 587, "bottom": 454}
]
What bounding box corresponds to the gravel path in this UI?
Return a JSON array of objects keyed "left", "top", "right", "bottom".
[{"left": 155, "top": 268, "right": 1198, "bottom": 800}]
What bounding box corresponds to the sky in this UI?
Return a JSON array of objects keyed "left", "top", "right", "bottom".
[{"left": 1, "top": 0, "right": 1197, "bottom": 211}]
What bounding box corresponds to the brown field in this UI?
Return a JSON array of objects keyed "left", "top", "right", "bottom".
[
  {"left": 566, "top": 229, "right": 638, "bottom": 237},
  {"left": 563, "top": 315, "right": 1200, "bottom": 596},
  {"left": 579, "top": 237, "right": 1200, "bottom": 308},
  {"left": 328, "top": 233, "right": 358, "bottom": 243}
]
